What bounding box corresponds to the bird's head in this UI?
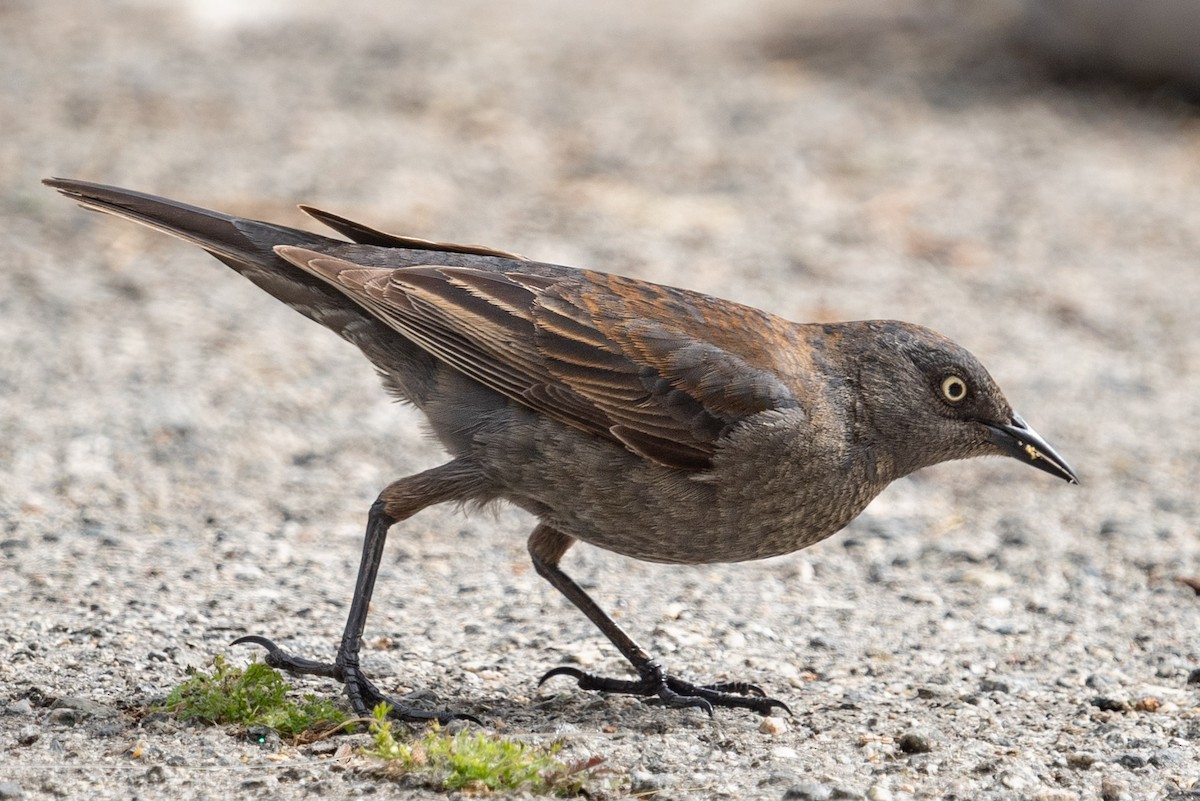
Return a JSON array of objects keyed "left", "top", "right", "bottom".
[{"left": 844, "top": 321, "right": 1078, "bottom": 484}]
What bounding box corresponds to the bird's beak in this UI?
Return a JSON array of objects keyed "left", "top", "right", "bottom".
[{"left": 985, "top": 413, "right": 1078, "bottom": 484}]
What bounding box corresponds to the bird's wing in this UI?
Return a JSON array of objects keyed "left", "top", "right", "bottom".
[{"left": 275, "top": 246, "right": 802, "bottom": 469}]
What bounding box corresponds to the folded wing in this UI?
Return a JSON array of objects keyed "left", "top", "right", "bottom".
[{"left": 276, "top": 246, "right": 802, "bottom": 470}]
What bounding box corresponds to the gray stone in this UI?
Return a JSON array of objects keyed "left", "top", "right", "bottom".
[
  {"left": 1090, "top": 697, "right": 1130, "bottom": 713},
  {"left": 898, "top": 728, "right": 937, "bottom": 754},
  {"left": 3, "top": 699, "right": 33, "bottom": 716},
  {"left": 50, "top": 696, "right": 113, "bottom": 717},
  {"left": 629, "top": 770, "right": 675, "bottom": 794},
  {"left": 785, "top": 781, "right": 833, "bottom": 801},
  {"left": 1149, "top": 748, "right": 1186, "bottom": 767}
]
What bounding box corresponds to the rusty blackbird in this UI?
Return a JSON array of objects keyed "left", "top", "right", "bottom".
[{"left": 44, "top": 178, "right": 1077, "bottom": 720}]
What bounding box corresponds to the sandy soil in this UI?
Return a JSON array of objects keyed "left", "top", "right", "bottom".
[{"left": 2, "top": 1, "right": 1199, "bottom": 799}]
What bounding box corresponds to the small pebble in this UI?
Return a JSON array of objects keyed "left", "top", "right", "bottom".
[
  {"left": 1090, "top": 697, "right": 1129, "bottom": 713},
  {"left": 629, "top": 770, "right": 675, "bottom": 794},
  {"left": 784, "top": 781, "right": 832, "bottom": 801},
  {"left": 1186, "top": 668, "right": 1200, "bottom": 685},
  {"left": 94, "top": 722, "right": 125, "bottom": 738},
  {"left": 51, "top": 696, "right": 112, "bottom": 716},
  {"left": 139, "top": 766, "right": 166, "bottom": 785},
  {"left": 306, "top": 740, "right": 342, "bottom": 756},
  {"left": 865, "top": 784, "right": 893, "bottom": 801},
  {"left": 4, "top": 699, "right": 33, "bottom": 716},
  {"left": 0, "top": 782, "right": 23, "bottom": 799},
  {"left": 1030, "top": 792, "right": 1080, "bottom": 801},
  {"left": 1132, "top": 696, "right": 1160, "bottom": 713},
  {"left": 232, "top": 563, "right": 264, "bottom": 581},
  {"left": 759, "top": 716, "right": 789, "bottom": 735},
  {"left": 1149, "top": 749, "right": 1185, "bottom": 767},
  {"left": 985, "top": 595, "right": 1012, "bottom": 614},
  {"left": 759, "top": 771, "right": 798, "bottom": 787},
  {"left": 1001, "top": 769, "right": 1034, "bottom": 790},
  {"left": 897, "top": 729, "right": 935, "bottom": 754},
  {"left": 1100, "top": 778, "right": 1131, "bottom": 801},
  {"left": 48, "top": 709, "right": 82, "bottom": 726}
]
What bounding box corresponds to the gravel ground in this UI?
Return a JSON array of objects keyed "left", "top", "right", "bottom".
[{"left": 3, "top": 1, "right": 1200, "bottom": 799}]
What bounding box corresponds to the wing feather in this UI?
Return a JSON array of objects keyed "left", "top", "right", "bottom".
[{"left": 274, "top": 246, "right": 802, "bottom": 469}]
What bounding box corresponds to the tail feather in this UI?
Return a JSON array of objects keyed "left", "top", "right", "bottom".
[
  {"left": 298, "top": 204, "right": 526, "bottom": 260},
  {"left": 43, "top": 178, "right": 439, "bottom": 404},
  {"left": 44, "top": 178, "right": 333, "bottom": 265}
]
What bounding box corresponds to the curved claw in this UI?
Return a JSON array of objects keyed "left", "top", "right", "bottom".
[
  {"left": 231, "top": 634, "right": 275, "bottom": 648},
  {"left": 539, "top": 666, "right": 587, "bottom": 687},
  {"left": 231, "top": 635, "right": 343, "bottom": 679},
  {"left": 540, "top": 665, "right": 656, "bottom": 696},
  {"left": 433, "top": 709, "right": 485, "bottom": 726},
  {"left": 766, "top": 699, "right": 793, "bottom": 717}
]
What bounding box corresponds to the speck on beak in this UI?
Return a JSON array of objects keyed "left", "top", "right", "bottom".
[{"left": 985, "top": 413, "right": 1078, "bottom": 484}]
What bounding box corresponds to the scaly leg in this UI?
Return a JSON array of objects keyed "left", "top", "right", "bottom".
[
  {"left": 236, "top": 459, "right": 485, "bottom": 724},
  {"left": 529, "top": 524, "right": 790, "bottom": 716}
]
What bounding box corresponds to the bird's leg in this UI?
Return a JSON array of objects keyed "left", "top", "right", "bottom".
[
  {"left": 235, "top": 459, "right": 485, "bottom": 724},
  {"left": 529, "top": 525, "right": 790, "bottom": 717}
]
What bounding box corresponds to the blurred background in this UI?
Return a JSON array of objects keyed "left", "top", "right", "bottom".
[{"left": 3, "top": 0, "right": 1199, "bottom": 797}]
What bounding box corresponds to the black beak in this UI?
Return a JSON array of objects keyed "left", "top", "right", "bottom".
[{"left": 985, "top": 413, "right": 1078, "bottom": 484}]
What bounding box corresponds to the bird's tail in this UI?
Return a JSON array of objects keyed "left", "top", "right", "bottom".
[
  {"left": 43, "top": 178, "right": 438, "bottom": 403},
  {"left": 43, "top": 177, "right": 337, "bottom": 271}
]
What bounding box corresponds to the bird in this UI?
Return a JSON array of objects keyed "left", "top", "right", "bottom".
[{"left": 44, "top": 178, "right": 1078, "bottom": 721}]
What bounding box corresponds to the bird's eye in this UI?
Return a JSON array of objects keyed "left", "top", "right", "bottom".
[{"left": 940, "top": 375, "right": 968, "bottom": 403}]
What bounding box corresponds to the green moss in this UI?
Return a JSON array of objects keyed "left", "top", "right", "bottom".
[
  {"left": 162, "top": 663, "right": 605, "bottom": 793},
  {"left": 161, "top": 655, "right": 347, "bottom": 739},
  {"left": 367, "top": 704, "right": 603, "bottom": 796}
]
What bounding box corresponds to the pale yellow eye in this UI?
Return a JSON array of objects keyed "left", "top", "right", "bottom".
[{"left": 941, "top": 375, "right": 967, "bottom": 403}]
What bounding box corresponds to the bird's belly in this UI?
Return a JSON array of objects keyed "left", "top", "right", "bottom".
[
  {"left": 510, "top": 454, "right": 881, "bottom": 565},
  {"left": 481, "top": 407, "right": 884, "bottom": 565}
]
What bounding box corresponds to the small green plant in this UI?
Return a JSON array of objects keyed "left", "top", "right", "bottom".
[
  {"left": 367, "top": 704, "right": 602, "bottom": 795},
  {"left": 161, "top": 655, "right": 347, "bottom": 739}
]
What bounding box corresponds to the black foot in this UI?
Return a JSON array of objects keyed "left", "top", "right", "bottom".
[
  {"left": 232, "top": 635, "right": 481, "bottom": 725},
  {"left": 538, "top": 659, "right": 791, "bottom": 717}
]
